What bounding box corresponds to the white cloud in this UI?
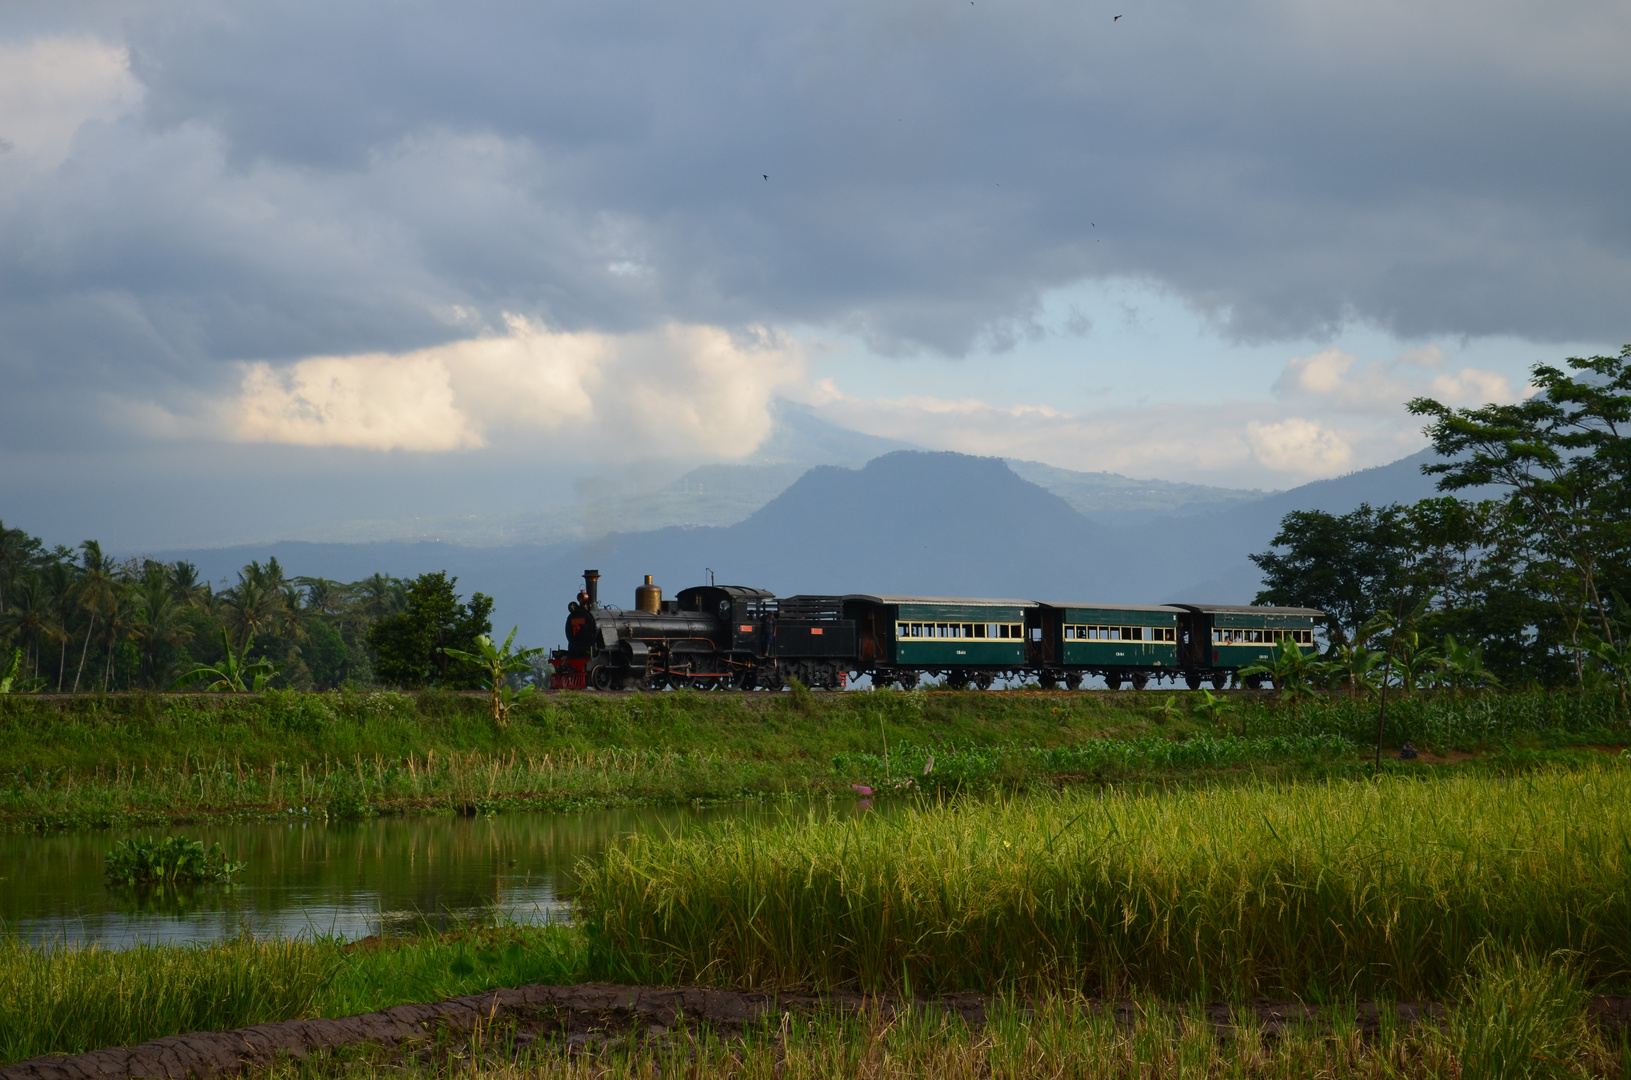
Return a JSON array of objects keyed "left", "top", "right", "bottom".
[
  {"left": 238, "top": 353, "right": 482, "bottom": 451},
  {"left": 1273, "top": 345, "right": 1523, "bottom": 413},
  {"left": 1246, "top": 417, "right": 1353, "bottom": 474},
  {"left": 0, "top": 38, "right": 141, "bottom": 165},
  {"left": 226, "top": 317, "right": 803, "bottom": 458}
]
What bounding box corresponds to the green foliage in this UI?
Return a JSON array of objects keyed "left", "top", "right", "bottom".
[
  {"left": 103, "top": 835, "right": 246, "bottom": 885},
  {"left": 367, "top": 573, "right": 493, "bottom": 690}
]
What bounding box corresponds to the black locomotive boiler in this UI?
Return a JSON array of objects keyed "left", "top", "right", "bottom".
[{"left": 550, "top": 570, "right": 854, "bottom": 691}]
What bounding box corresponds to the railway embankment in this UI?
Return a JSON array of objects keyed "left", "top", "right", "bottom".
[{"left": 0, "top": 688, "right": 1624, "bottom": 831}]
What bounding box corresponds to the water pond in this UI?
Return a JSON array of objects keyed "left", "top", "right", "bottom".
[{"left": 0, "top": 800, "right": 874, "bottom": 948}]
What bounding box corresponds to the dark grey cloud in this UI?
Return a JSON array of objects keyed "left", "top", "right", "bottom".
[{"left": 2, "top": 0, "right": 1629, "bottom": 447}]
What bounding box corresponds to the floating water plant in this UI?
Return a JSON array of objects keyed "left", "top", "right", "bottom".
[{"left": 103, "top": 835, "right": 246, "bottom": 886}]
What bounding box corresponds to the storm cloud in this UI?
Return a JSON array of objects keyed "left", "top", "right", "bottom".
[{"left": 1, "top": 0, "right": 1627, "bottom": 528}]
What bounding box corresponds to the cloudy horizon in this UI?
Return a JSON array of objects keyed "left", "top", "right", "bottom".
[{"left": 2, "top": 0, "right": 1627, "bottom": 550}]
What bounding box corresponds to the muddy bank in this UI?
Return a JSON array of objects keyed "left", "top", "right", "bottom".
[{"left": 6, "top": 983, "right": 1630, "bottom": 1080}]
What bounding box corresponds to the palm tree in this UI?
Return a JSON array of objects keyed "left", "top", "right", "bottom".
[
  {"left": 42, "top": 561, "right": 75, "bottom": 691},
  {"left": 356, "top": 573, "right": 405, "bottom": 620},
  {"left": 70, "top": 541, "right": 118, "bottom": 693},
  {"left": 98, "top": 576, "right": 139, "bottom": 690},
  {"left": 0, "top": 575, "right": 62, "bottom": 683},
  {"left": 134, "top": 573, "right": 195, "bottom": 687},
  {"left": 220, "top": 562, "right": 288, "bottom": 650},
  {"left": 168, "top": 561, "right": 212, "bottom": 612},
  {"left": 0, "top": 521, "right": 42, "bottom": 617}
]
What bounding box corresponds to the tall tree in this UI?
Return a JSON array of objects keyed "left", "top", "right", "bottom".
[
  {"left": 1410, "top": 345, "right": 1631, "bottom": 682},
  {"left": 70, "top": 541, "right": 117, "bottom": 693},
  {"left": 1250, "top": 503, "right": 1410, "bottom": 645},
  {"left": 367, "top": 572, "right": 492, "bottom": 689}
]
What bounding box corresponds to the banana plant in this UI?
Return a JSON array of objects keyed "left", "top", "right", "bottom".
[
  {"left": 444, "top": 627, "right": 546, "bottom": 726},
  {"left": 0, "top": 647, "right": 47, "bottom": 693},
  {"left": 168, "top": 629, "right": 281, "bottom": 692},
  {"left": 1578, "top": 632, "right": 1629, "bottom": 707},
  {"left": 1239, "top": 638, "right": 1319, "bottom": 700},
  {"left": 1193, "top": 688, "right": 1236, "bottom": 734},
  {"left": 1440, "top": 634, "right": 1501, "bottom": 694}
]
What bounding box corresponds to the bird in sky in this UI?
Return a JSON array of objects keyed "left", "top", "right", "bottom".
[
  {"left": 763, "top": 174, "right": 769, "bottom": 180},
  {"left": 1114, "top": 13, "right": 1122, "bottom": 20}
]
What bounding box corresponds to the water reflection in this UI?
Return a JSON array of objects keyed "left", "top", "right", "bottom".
[{"left": 0, "top": 800, "right": 875, "bottom": 949}]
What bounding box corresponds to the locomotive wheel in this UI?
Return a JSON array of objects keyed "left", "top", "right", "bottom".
[
  {"left": 1211, "top": 671, "right": 1228, "bottom": 690},
  {"left": 1065, "top": 673, "right": 1083, "bottom": 691},
  {"left": 1131, "top": 672, "right": 1150, "bottom": 691},
  {"left": 590, "top": 664, "right": 619, "bottom": 691},
  {"left": 974, "top": 671, "right": 994, "bottom": 691},
  {"left": 947, "top": 670, "right": 970, "bottom": 690},
  {"left": 736, "top": 668, "right": 759, "bottom": 691},
  {"left": 896, "top": 671, "right": 920, "bottom": 690},
  {"left": 1185, "top": 671, "right": 1202, "bottom": 690},
  {"left": 1244, "top": 674, "right": 1265, "bottom": 691},
  {"left": 1105, "top": 672, "right": 1124, "bottom": 691},
  {"left": 1038, "top": 672, "right": 1058, "bottom": 690}
]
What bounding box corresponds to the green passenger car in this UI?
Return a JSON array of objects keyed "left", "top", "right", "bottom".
[
  {"left": 1173, "top": 604, "right": 1324, "bottom": 674},
  {"left": 843, "top": 595, "right": 1033, "bottom": 672},
  {"left": 1035, "top": 603, "right": 1183, "bottom": 670}
]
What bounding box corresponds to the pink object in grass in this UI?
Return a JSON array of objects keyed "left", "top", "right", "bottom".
[{"left": 851, "top": 784, "right": 874, "bottom": 796}]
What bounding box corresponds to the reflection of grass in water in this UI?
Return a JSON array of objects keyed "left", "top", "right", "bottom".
[
  {"left": 104, "top": 879, "right": 239, "bottom": 917},
  {"left": 0, "top": 922, "right": 587, "bottom": 1065},
  {"left": 580, "top": 766, "right": 1631, "bottom": 1000},
  {"left": 240, "top": 979, "right": 1630, "bottom": 1080}
]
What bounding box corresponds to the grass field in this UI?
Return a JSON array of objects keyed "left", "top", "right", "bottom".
[
  {"left": 579, "top": 765, "right": 1631, "bottom": 1000},
  {"left": 0, "top": 688, "right": 1624, "bottom": 830}
]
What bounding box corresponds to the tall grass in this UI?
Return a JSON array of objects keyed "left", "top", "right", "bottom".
[
  {"left": 0, "top": 933, "right": 335, "bottom": 1063},
  {"left": 578, "top": 765, "right": 1631, "bottom": 998},
  {"left": 0, "top": 924, "right": 587, "bottom": 1065}
]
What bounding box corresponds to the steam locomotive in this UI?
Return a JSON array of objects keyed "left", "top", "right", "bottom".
[{"left": 549, "top": 570, "right": 1323, "bottom": 691}]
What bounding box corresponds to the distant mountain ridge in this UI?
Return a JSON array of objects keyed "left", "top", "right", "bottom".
[{"left": 157, "top": 447, "right": 1457, "bottom": 649}]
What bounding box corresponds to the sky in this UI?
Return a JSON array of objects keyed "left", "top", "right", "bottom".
[{"left": 1, "top": 0, "right": 1627, "bottom": 549}]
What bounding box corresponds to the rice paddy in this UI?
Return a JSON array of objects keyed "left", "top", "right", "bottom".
[{"left": 578, "top": 764, "right": 1631, "bottom": 999}]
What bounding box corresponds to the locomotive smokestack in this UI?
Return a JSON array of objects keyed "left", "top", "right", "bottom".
[{"left": 584, "top": 569, "right": 600, "bottom": 608}]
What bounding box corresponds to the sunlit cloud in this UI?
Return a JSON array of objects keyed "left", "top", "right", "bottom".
[
  {"left": 0, "top": 37, "right": 141, "bottom": 166},
  {"left": 224, "top": 316, "right": 804, "bottom": 458},
  {"left": 1273, "top": 346, "right": 1524, "bottom": 414}
]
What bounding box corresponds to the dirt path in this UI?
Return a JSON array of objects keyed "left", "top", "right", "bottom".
[{"left": 6, "top": 984, "right": 1629, "bottom": 1080}]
